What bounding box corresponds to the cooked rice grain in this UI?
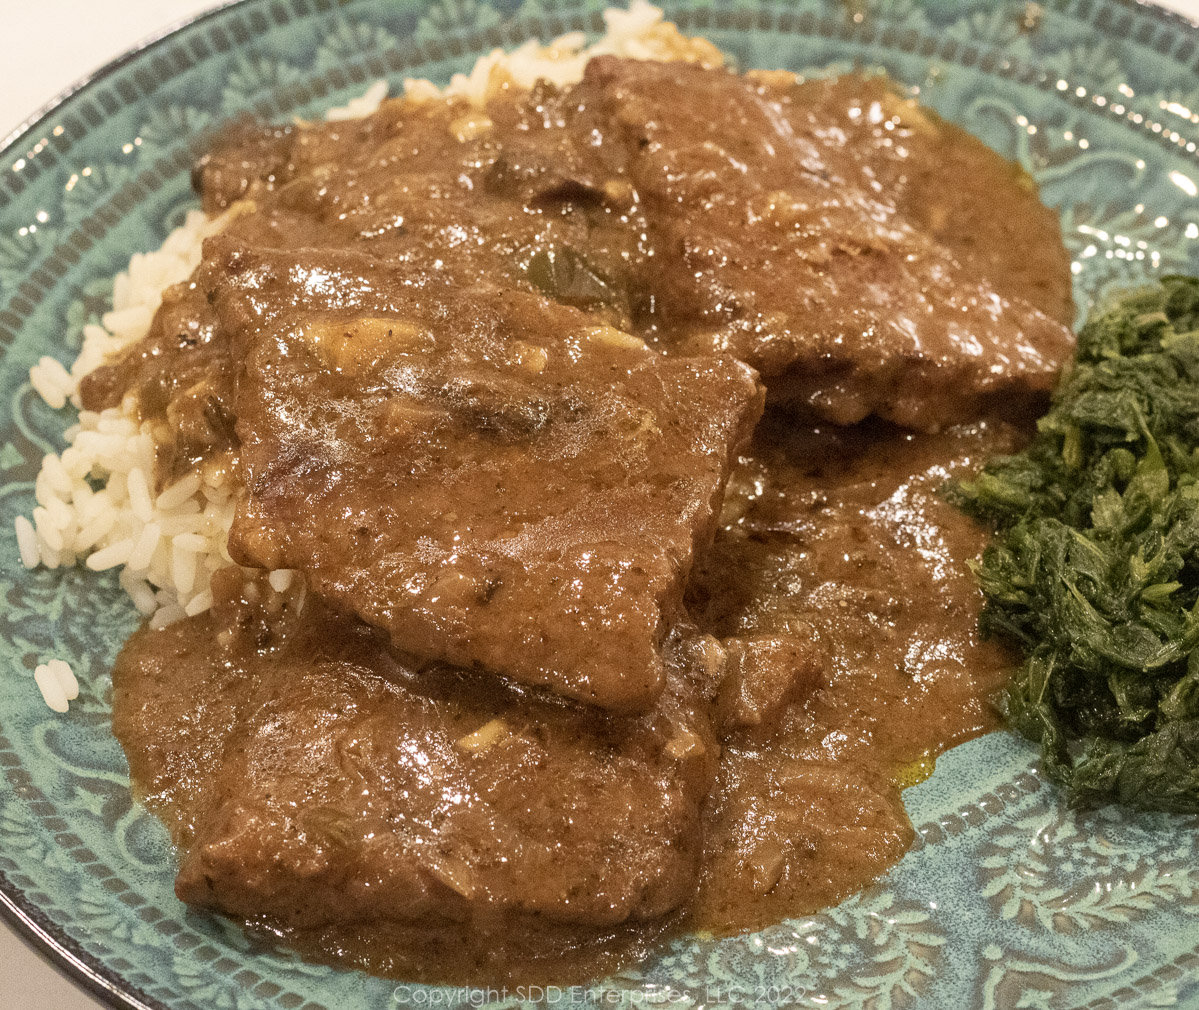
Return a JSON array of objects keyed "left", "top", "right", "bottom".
[{"left": 34, "top": 665, "right": 70, "bottom": 713}]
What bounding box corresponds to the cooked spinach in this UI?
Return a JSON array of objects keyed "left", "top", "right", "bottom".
[{"left": 951, "top": 275, "right": 1199, "bottom": 811}]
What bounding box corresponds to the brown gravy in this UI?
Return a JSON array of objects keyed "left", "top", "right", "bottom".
[
  {"left": 111, "top": 415, "right": 1025, "bottom": 983},
  {"left": 112, "top": 578, "right": 711, "bottom": 984},
  {"left": 98, "top": 54, "right": 1073, "bottom": 987},
  {"left": 690, "top": 416, "right": 1025, "bottom": 931}
]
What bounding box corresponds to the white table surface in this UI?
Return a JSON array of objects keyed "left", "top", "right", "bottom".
[{"left": 3, "top": 0, "right": 1199, "bottom": 1007}]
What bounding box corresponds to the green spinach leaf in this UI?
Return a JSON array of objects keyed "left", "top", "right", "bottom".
[{"left": 951, "top": 275, "right": 1199, "bottom": 811}]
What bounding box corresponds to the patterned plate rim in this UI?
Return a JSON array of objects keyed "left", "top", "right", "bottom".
[
  {"left": 0, "top": 6, "right": 254, "bottom": 1003},
  {"left": 1, "top": 0, "right": 1197, "bottom": 1008},
  {"left": 0, "top": 0, "right": 245, "bottom": 152}
]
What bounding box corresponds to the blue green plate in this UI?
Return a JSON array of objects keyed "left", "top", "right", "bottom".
[{"left": 3, "top": 1, "right": 1199, "bottom": 1007}]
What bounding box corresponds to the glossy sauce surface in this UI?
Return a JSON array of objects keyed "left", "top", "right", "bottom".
[
  {"left": 82, "top": 63, "right": 1074, "bottom": 453},
  {"left": 211, "top": 238, "right": 761, "bottom": 711},
  {"left": 577, "top": 59, "right": 1074, "bottom": 429},
  {"left": 99, "top": 56, "right": 1073, "bottom": 985},
  {"left": 111, "top": 416, "right": 1024, "bottom": 981},
  {"left": 113, "top": 575, "right": 717, "bottom": 983},
  {"left": 690, "top": 416, "right": 1026, "bottom": 929}
]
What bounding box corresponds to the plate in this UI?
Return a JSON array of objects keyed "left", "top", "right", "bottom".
[{"left": 2, "top": 1, "right": 1199, "bottom": 1008}]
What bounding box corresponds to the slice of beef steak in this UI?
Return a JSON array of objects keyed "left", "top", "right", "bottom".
[
  {"left": 577, "top": 57, "right": 1075, "bottom": 431},
  {"left": 111, "top": 579, "right": 717, "bottom": 937},
  {"left": 208, "top": 238, "right": 763, "bottom": 711}
]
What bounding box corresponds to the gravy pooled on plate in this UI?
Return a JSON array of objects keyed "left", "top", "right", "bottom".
[{"left": 95, "top": 48, "right": 1074, "bottom": 985}]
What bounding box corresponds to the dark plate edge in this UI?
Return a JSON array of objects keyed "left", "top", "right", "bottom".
[
  {"left": 0, "top": 867, "right": 167, "bottom": 1010},
  {"left": 1133, "top": 0, "right": 1199, "bottom": 31},
  {"left": 1, "top": 1, "right": 1198, "bottom": 1009},
  {"left": 0, "top": 0, "right": 248, "bottom": 153}
]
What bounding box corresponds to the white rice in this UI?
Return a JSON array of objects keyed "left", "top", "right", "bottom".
[
  {"left": 20, "top": 205, "right": 243, "bottom": 635},
  {"left": 17, "top": 2, "right": 710, "bottom": 711},
  {"left": 401, "top": 0, "right": 720, "bottom": 108},
  {"left": 324, "top": 79, "right": 390, "bottom": 122},
  {"left": 32, "top": 660, "right": 78, "bottom": 714}
]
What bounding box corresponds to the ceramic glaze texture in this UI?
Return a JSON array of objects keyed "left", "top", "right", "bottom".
[{"left": 2, "top": 1, "right": 1199, "bottom": 1008}]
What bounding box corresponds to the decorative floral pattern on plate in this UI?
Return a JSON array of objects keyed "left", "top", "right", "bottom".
[{"left": 2, "top": 1, "right": 1199, "bottom": 1007}]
